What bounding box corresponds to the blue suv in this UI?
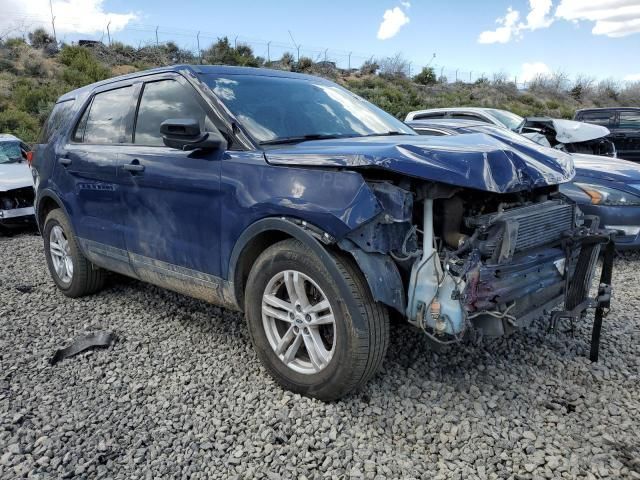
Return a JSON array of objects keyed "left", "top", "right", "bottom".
[{"left": 33, "top": 65, "right": 610, "bottom": 400}]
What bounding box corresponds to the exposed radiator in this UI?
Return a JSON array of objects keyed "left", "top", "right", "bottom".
[{"left": 468, "top": 200, "right": 575, "bottom": 259}]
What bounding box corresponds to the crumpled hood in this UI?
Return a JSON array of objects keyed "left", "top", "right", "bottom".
[
  {"left": 547, "top": 119, "right": 609, "bottom": 143},
  {"left": 265, "top": 131, "right": 574, "bottom": 193},
  {"left": 0, "top": 162, "right": 33, "bottom": 192},
  {"left": 572, "top": 153, "right": 640, "bottom": 184}
]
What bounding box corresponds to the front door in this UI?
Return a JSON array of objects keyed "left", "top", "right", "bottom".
[{"left": 119, "top": 76, "right": 224, "bottom": 292}]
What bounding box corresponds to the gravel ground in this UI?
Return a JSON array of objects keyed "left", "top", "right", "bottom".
[{"left": 1, "top": 230, "right": 639, "bottom": 479}]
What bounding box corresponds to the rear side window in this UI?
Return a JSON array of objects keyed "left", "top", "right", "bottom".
[
  {"left": 619, "top": 111, "right": 640, "bottom": 129},
  {"left": 39, "top": 99, "right": 74, "bottom": 144},
  {"left": 450, "top": 113, "right": 490, "bottom": 122},
  {"left": 74, "top": 86, "right": 134, "bottom": 144},
  {"left": 414, "top": 128, "right": 446, "bottom": 136},
  {"left": 134, "top": 79, "right": 212, "bottom": 146},
  {"left": 414, "top": 112, "right": 447, "bottom": 120},
  {"left": 578, "top": 111, "right": 613, "bottom": 127}
]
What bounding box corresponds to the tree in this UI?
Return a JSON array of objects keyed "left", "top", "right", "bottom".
[
  {"left": 378, "top": 53, "right": 410, "bottom": 78},
  {"left": 359, "top": 58, "right": 378, "bottom": 75},
  {"left": 414, "top": 66, "right": 436, "bottom": 85}
]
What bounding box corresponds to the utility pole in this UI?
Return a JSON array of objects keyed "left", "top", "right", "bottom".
[
  {"left": 106, "top": 21, "right": 111, "bottom": 45},
  {"left": 234, "top": 35, "right": 238, "bottom": 49},
  {"left": 155, "top": 26, "right": 159, "bottom": 47},
  {"left": 49, "top": 0, "right": 57, "bottom": 44},
  {"left": 324, "top": 48, "right": 328, "bottom": 62},
  {"left": 348, "top": 52, "right": 352, "bottom": 70},
  {"left": 197, "top": 31, "right": 201, "bottom": 64},
  {"left": 267, "top": 41, "right": 271, "bottom": 63},
  {"left": 455, "top": 68, "right": 459, "bottom": 82},
  {"left": 440, "top": 66, "right": 444, "bottom": 79},
  {"left": 469, "top": 70, "right": 472, "bottom": 82}
]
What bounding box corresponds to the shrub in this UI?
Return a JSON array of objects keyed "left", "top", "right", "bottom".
[
  {"left": 0, "top": 108, "right": 41, "bottom": 142},
  {"left": 59, "top": 45, "right": 110, "bottom": 88},
  {"left": 414, "top": 67, "right": 436, "bottom": 86},
  {"left": 28, "top": 28, "right": 55, "bottom": 49}
]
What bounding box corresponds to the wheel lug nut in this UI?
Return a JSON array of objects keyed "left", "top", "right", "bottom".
[
  {"left": 289, "top": 312, "right": 295, "bottom": 320},
  {"left": 296, "top": 305, "right": 302, "bottom": 312},
  {"left": 305, "top": 314, "right": 311, "bottom": 322}
]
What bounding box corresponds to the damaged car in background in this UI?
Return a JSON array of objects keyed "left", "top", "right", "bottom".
[
  {"left": 405, "top": 107, "right": 616, "bottom": 158},
  {"left": 33, "top": 66, "right": 614, "bottom": 401},
  {"left": 0, "top": 134, "right": 35, "bottom": 231}
]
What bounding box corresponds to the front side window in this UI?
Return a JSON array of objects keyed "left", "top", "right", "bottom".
[
  {"left": 580, "top": 111, "right": 614, "bottom": 127},
  {"left": 201, "top": 74, "right": 415, "bottom": 144},
  {"left": 75, "top": 86, "right": 134, "bottom": 144},
  {"left": 487, "top": 109, "right": 524, "bottom": 130},
  {"left": 134, "top": 79, "right": 213, "bottom": 146},
  {"left": 414, "top": 112, "right": 447, "bottom": 120},
  {"left": 619, "top": 111, "right": 640, "bottom": 129}
]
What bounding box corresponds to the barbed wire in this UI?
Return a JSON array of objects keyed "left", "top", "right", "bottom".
[{"left": 1, "top": 15, "right": 533, "bottom": 88}]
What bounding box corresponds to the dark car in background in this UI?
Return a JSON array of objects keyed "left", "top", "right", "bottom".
[
  {"left": 574, "top": 108, "right": 640, "bottom": 162},
  {"left": 408, "top": 118, "right": 640, "bottom": 249},
  {"left": 32, "top": 66, "right": 609, "bottom": 400}
]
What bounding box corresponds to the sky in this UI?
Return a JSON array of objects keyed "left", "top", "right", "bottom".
[{"left": 1, "top": 0, "right": 639, "bottom": 83}]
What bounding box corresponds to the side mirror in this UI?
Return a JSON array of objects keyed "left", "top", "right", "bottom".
[{"left": 160, "top": 118, "right": 227, "bottom": 151}]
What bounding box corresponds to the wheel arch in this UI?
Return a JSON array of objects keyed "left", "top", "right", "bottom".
[
  {"left": 228, "top": 217, "right": 405, "bottom": 315},
  {"left": 35, "top": 189, "right": 70, "bottom": 233}
]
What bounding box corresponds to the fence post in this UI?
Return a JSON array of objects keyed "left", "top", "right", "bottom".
[
  {"left": 348, "top": 52, "right": 352, "bottom": 70},
  {"left": 197, "top": 31, "right": 201, "bottom": 64},
  {"left": 155, "top": 26, "right": 159, "bottom": 47},
  {"left": 106, "top": 21, "right": 111, "bottom": 45},
  {"left": 267, "top": 41, "right": 271, "bottom": 63},
  {"left": 455, "top": 69, "right": 458, "bottom": 82}
]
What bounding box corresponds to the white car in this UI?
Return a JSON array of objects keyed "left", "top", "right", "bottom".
[
  {"left": 0, "top": 134, "right": 35, "bottom": 230},
  {"left": 405, "top": 107, "right": 616, "bottom": 158}
]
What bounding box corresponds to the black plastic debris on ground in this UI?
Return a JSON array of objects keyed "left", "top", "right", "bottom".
[
  {"left": 49, "top": 331, "right": 117, "bottom": 366},
  {"left": 15, "top": 285, "right": 33, "bottom": 293}
]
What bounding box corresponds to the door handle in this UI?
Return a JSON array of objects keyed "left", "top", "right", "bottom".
[
  {"left": 123, "top": 163, "right": 145, "bottom": 173},
  {"left": 58, "top": 157, "right": 72, "bottom": 166}
]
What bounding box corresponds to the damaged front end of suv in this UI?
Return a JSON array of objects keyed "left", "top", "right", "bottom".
[{"left": 267, "top": 130, "right": 615, "bottom": 357}]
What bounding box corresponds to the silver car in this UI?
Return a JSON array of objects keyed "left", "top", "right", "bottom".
[{"left": 0, "top": 134, "right": 35, "bottom": 229}]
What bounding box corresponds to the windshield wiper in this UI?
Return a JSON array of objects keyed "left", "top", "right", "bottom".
[
  {"left": 259, "top": 133, "right": 357, "bottom": 146},
  {"left": 360, "top": 131, "right": 414, "bottom": 138}
]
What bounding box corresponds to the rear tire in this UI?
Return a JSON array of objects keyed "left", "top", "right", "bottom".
[
  {"left": 43, "top": 209, "right": 105, "bottom": 298},
  {"left": 244, "top": 238, "right": 389, "bottom": 401}
]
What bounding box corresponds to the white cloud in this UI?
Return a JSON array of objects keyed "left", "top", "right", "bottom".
[
  {"left": 479, "top": 0, "right": 640, "bottom": 43},
  {"left": 624, "top": 73, "right": 640, "bottom": 81},
  {"left": 377, "top": 6, "right": 410, "bottom": 40},
  {"left": 520, "top": 61, "right": 552, "bottom": 82},
  {"left": 0, "top": 0, "right": 137, "bottom": 36},
  {"left": 556, "top": 0, "right": 640, "bottom": 37},
  {"left": 478, "top": 7, "right": 521, "bottom": 43},
  {"left": 525, "top": 0, "right": 554, "bottom": 29},
  {"left": 400, "top": 1, "right": 412, "bottom": 8},
  {"left": 478, "top": 0, "right": 554, "bottom": 44}
]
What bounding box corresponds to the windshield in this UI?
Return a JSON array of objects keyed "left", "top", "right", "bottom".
[
  {"left": 0, "top": 142, "right": 23, "bottom": 164},
  {"left": 202, "top": 74, "right": 415, "bottom": 144},
  {"left": 488, "top": 109, "right": 524, "bottom": 131}
]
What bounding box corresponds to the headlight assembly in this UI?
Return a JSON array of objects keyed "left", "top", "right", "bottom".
[{"left": 575, "top": 182, "right": 640, "bottom": 206}]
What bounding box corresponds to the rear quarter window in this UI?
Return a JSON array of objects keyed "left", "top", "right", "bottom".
[
  {"left": 38, "top": 99, "right": 75, "bottom": 144},
  {"left": 619, "top": 111, "right": 640, "bottom": 129}
]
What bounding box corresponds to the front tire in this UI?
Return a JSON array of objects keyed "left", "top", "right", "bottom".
[
  {"left": 244, "top": 239, "right": 389, "bottom": 401},
  {"left": 43, "top": 209, "right": 105, "bottom": 298}
]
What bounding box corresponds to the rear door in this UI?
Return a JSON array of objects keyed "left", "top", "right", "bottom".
[
  {"left": 616, "top": 110, "right": 640, "bottom": 162},
  {"left": 58, "top": 82, "right": 138, "bottom": 275},
  {"left": 118, "top": 73, "right": 224, "bottom": 281}
]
